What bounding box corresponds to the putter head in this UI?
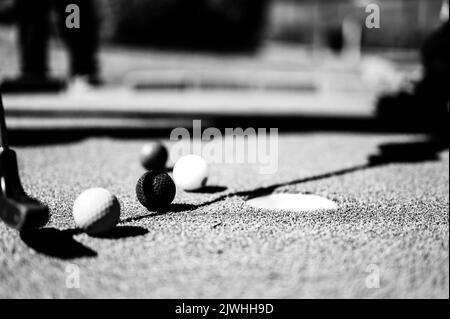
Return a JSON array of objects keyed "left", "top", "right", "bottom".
[{"left": 0, "top": 148, "right": 49, "bottom": 230}]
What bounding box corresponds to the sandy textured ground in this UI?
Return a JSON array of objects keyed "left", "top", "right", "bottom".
[{"left": 0, "top": 133, "right": 448, "bottom": 298}]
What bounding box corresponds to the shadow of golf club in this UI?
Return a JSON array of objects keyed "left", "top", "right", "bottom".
[
  {"left": 92, "top": 225, "right": 149, "bottom": 239},
  {"left": 191, "top": 185, "right": 228, "bottom": 194},
  {"left": 121, "top": 138, "right": 448, "bottom": 223},
  {"left": 367, "top": 140, "right": 446, "bottom": 165},
  {"left": 121, "top": 203, "right": 198, "bottom": 223},
  {"left": 212, "top": 138, "right": 447, "bottom": 202},
  {"left": 20, "top": 225, "right": 149, "bottom": 259},
  {"left": 20, "top": 228, "right": 97, "bottom": 260}
]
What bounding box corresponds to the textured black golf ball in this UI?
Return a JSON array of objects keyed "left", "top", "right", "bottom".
[
  {"left": 136, "top": 171, "right": 176, "bottom": 210},
  {"left": 140, "top": 142, "right": 168, "bottom": 170}
]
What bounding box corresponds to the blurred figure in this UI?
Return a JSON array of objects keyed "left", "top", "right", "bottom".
[
  {"left": 377, "top": 0, "right": 449, "bottom": 141},
  {"left": 1, "top": 0, "right": 100, "bottom": 93}
]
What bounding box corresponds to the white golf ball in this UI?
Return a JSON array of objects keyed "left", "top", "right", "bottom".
[
  {"left": 72, "top": 188, "right": 121, "bottom": 235},
  {"left": 173, "top": 155, "right": 209, "bottom": 191}
]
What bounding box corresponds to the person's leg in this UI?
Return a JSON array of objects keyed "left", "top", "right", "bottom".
[
  {"left": 55, "top": 0, "right": 100, "bottom": 80},
  {"left": 16, "top": 0, "right": 52, "bottom": 77},
  {"left": 0, "top": 0, "right": 67, "bottom": 93}
]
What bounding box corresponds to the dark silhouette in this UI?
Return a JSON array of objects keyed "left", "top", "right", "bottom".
[
  {"left": 91, "top": 225, "right": 148, "bottom": 239},
  {"left": 20, "top": 228, "right": 97, "bottom": 260},
  {"left": 1, "top": 0, "right": 100, "bottom": 93},
  {"left": 377, "top": 21, "right": 449, "bottom": 143},
  {"left": 368, "top": 140, "right": 446, "bottom": 165},
  {"left": 121, "top": 203, "right": 198, "bottom": 223},
  {"left": 20, "top": 225, "right": 149, "bottom": 259},
  {"left": 191, "top": 186, "right": 228, "bottom": 194}
]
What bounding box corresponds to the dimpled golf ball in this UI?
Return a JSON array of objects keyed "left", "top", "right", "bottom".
[
  {"left": 173, "top": 155, "right": 208, "bottom": 191},
  {"left": 140, "top": 142, "right": 168, "bottom": 170},
  {"left": 136, "top": 171, "right": 176, "bottom": 210},
  {"left": 72, "top": 188, "right": 121, "bottom": 235}
]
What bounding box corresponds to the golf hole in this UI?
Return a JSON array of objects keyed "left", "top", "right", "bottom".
[{"left": 246, "top": 193, "right": 338, "bottom": 213}]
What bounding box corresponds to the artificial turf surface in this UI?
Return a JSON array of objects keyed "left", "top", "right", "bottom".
[{"left": 0, "top": 133, "right": 448, "bottom": 298}]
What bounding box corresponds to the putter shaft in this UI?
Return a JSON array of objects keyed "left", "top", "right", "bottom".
[{"left": 0, "top": 90, "right": 49, "bottom": 230}]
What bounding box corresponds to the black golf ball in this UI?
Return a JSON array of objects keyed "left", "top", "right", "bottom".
[
  {"left": 140, "top": 142, "right": 168, "bottom": 170},
  {"left": 136, "top": 171, "right": 176, "bottom": 210}
]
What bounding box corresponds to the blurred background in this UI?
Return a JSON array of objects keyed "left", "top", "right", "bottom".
[
  {"left": 0, "top": 0, "right": 447, "bottom": 135},
  {"left": 0, "top": 1, "right": 448, "bottom": 301},
  {"left": 1, "top": 0, "right": 445, "bottom": 78}
]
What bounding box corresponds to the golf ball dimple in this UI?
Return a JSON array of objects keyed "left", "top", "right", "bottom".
[
  {"left": 72, "top": 188, "right": 121, "bottom": 235},
  {"left": 140, "top": 142, "right": 168, "bottom": 170},
  {"left": 173, "top": 155, "right": 209, "bottom": 191}
]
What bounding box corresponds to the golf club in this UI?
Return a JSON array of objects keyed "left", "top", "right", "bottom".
[{"left": 0, "top": 91, "right": 49, "bottom": 230}]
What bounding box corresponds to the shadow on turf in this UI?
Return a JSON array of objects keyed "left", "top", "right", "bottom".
[
  {"left": 233, "top": 139, "right": 447, "bottom": 200},
  {"left": 20, "top": 228, "right": 97, "bottom": 260},
  {"left": 20, "top": 226, "right": 148, "bottom": 259},
  {"left": 116, "top": 138, "right": 448, "bottom": 223},
  {"left": 92, "top": 225, "right": 149, "bottom": 239},
  {"left": 137, "top": 139, "right": 449, "bottom": 220},
  {"left": 121, "top": 203, "right": 199, "bottom": 223},
  {"left": 121, "top": 186, "right": 229, "bottom": 223},
  {"left": 191, "top": 185, "right": 228, "bottom": 194},
  {"left": 368, "top": 140, "right": 446, "bottom": 165},
  {"left": 227, "top": 139, "right": 447, "bottom": 200}
]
